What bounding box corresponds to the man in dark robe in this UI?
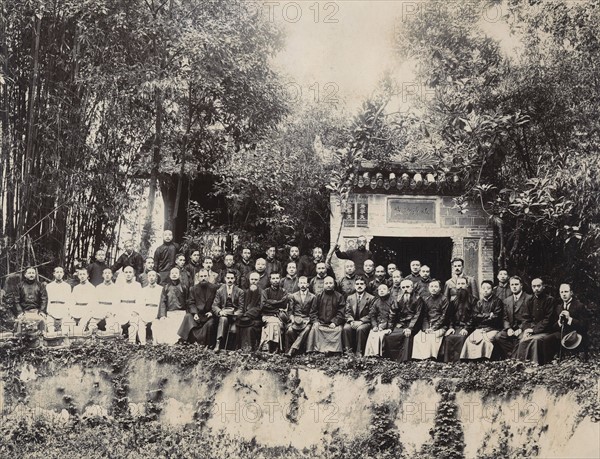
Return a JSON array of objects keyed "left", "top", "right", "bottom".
[
  {"left": 217, "top": 254, "right": 241, "bottom": 286},
  {"left": 175, "top": 254, "right": 193, "bottom": 290},
  {"left": 382, "top": 279, "right": 423, "bottom": 362},
  {"left": 87, "top": 250, "right": 109, "bottom": 286},
  {"left": 185, "top": 250, "right": 203, "bottom": 285},
  {"left": 364, "top": 284, "right": 395, "bottom": 356},
  {"left": 444, "top": 258, "right": 479, "bottom": 302},
  {"left": 306, "top": 277, "right": 345, "bottom": 354},
  {"left": 492, "top": 269, "right": 511, "bottom": 301},
  {"left": 342, "top": 276, "right": 373, "bottom": 355},
  {"left": 253, "top": 258, "right": 270, "bottom": 290},
  {"left": 413, "top": 265, "right": 433, "bottom": 299},
  {"left": 337, "top": 260, "right": 357, "bottom": 297},
  {"left": 265, "top": 246, "right": 283, "bottom": 278},
  {"left": 514, "top": 278, "right": 556, "bottom": 365},
  {"left": 309, "top": 262, "right": 331, "bottom": 295},
  {"left": 367, "top": 265, "right": 387, "bottom": 295},
  {"left": 285, "top": 276, "right": 315, "bottom": 356},
  {"left": 14, "top": 267, "right": 48, "bottom": 334},
  {"left": 236, "top": 272, "right": 263, "bottom": 351},
  {"left": 385, "top": 263, "right": 398, "bottom": 287},
  {"left": 154, "top": 230, "right": 179, "bottom": 284},
  {"left": 281, "top": 262, "right": 300, "bottom": 294},
  {"left": 403, "top": 259, "right": 422, "bottom": 286},
  {"left": 492, "top": 276, "right": 531, "bottom": 359},
  {"left": 438, "top": 277, "right": 476, "bottom": 362},
  {"left": 388, "top": 270, "right": 403, "bottom": 302},
  {"left": 259, "top": 272, "right": 288, "bottom": 353},
  {"left": 112, "top": 241, "right": 144, "bottom": 279},
  {"left": 297, "top": 247, "right": 325, "bottom": 280},
  {"left": 236, "top": 248, "right": 254, "bottom": 290},
  {"left": 412, "top": 279, "right": 448, "bottom": 360},
  {"left": 286, "top": 246, "right": 301, "bottom": 270},
  {"left": 177, "top": 269, "right": 216, "bottom": 345},
  {"left": 334, "top": 235, "right": 373, "bottom": 277},
  {"left": 460, "top": 280, "right": 504, "bottom": 360},
  {"left": 140, "top": 257, "right": 161, "bottom": 287},
  {"left": 212, "top": 272, "right": 244, "bottom": 351},
  {"left": 154, "top": 268, "right": 188, "bottom": 344},
  {"left": 362, "top": 260, "right": 376, "bottom": 285}
]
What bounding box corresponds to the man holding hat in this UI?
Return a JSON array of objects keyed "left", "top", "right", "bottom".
[{"left": 552, "top": 283, "right": 590, "bottom": 358}]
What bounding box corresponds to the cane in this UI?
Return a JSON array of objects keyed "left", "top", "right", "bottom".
[{"left": 558, "top": 318, "right": 565, "bottom": 362}]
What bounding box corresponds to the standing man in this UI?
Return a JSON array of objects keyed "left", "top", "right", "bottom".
[
  {"left": 298, "top": 247, "right": 326, "bottom": 280},
  {"left": 338, "top": 261, "right": 357, "bottom": 298},
  {"left": 154, "top": 230, "right": 179, "bottom": 284},
  {"left": 140, "top": 257, "right": 161, "bottom": 287},
  {"left": 259, "top": 272, "right": 289, "bottom": 353},
  {"left": 342, "top": 276, "right": 373, "bottom": 355},
  {"left": 514, "top": 278, "right": 556, "bottom": 365},
  {"left": 413, "top": 265, "right": 433, "bottom": 299},
  {"left": 175, "top": 254, "right": 193, "bottom": 290},
  {"left": 287, "top": 246, "right": 301, "bottom": 269},
  {"left": 309, "top": 262, "right": 331, "bottom": 296},
  {"left": 444, "top": 257, "right": 479, "bottom": 302},
  {"left": 87, "top": 250, "right": 109, "bottom": 286},
  {"left": 388, "top": 270, "right": 404, "bottom": 302},
  {"left": 492, "top": 276, "right": 531, "bottom": 359},
  {"left": 217, "top": 254, "right": 241, "bottom": 286},
  {"left": 253, "top": 258, "right": 270, "bottom": 290},
  {"left": 285, "top": 276, "right": 315, "bottom": 356},
  {"left": 112, "top": 241, "right": 144, "bottom": 279},
  {"left": 236, "top": 247, "right": 254, "bottom": 290},
  {"left": 334, "top": 236, "right": 373, "bottom": 277},
  {"left": 403, "top": 260, "right": 422, "bottom": 286},
  {"left": 367, "top": 265, "right": 387, "bottom": 295},
  {"left": 306, "top": 277, "right": 346, "bottom": 354},
  {"left": 199, "top": 257, "right": 219, "bottom": 285},
  {"left": 212, "top": 272, "right": 244, "bottom": 351},
  {"left": 265, "top": 246, "right": 282, "bottom": 278},
  {"left": 363, "top": 260, "right": 376, "bottom": 285},
  {"left": 185, "top": 249, "right": 203, "bottom": 284},
  {"left": 179, "top": 269, "right": 217, "bottom": 346},
  {"left": 386, "top": 263, "right": 398, "bottom": 287},
  {"left": 281, "top": 262, "right": 300, "bottom": 294},
  {"left": 493, "top": 269, "right": 511, "bottom": 301}
]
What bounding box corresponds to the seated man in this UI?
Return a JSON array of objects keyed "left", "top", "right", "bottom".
[
  {"left": 14, "top": 267, "right": 48, "bottom": 335},
  {"left": 438, "top": 277, "right": 476, "bottom": 362},
  {"left": 364, "top": 284, "right": 394, "bottom": 357},
  {"left": 212, "top": 272, "right": 244, "bottom": 351},
  {"left": 382, "top": 279, "right": 424, "bottom": 362},
  {"left": 492, "top": 276, "right": 531, "bottom": 359},
  {"left": 116, "top": 266, "right": 143, "bottom": 343},
  {"left": 306, "top": 276, "right": 345, "bottom": 354},
  {"left": 69, "top": 268, "right": 98, "bottom": 336},
  {"left": 45, "top": 266, "right": 72, "bottom": 335},
  {"left": 178, "top": 269, "right": 217, "bottom": 345},
  {"left": 236, "top": 272, "right": 263, "bottom": 351},
  {"left": 514, "top": 278, "right": 556, "bottom": 365},
  {"left": 154, "top": 267, "right": 189, "bottom": 344},
  {"left": 139, "top": 270, "right": 163, "bottom": 343},
  {"left": 259, "top": 272, "right": 289, "bottom": 353},
  {"left": 285, "top": 276, "right": 315, "bottom": 356},
  {"left": 460, "top": 280, "right": 503, "bottom": 360},
  {"left": 552, "top": 283, "right": 590, "bottom": 358},
  {"left": 412, "top": 279, "right": 448, "bottom": 360},
  {"left": 342, "top": 276, "right": 373, "bottom": 355},
  {"left": 96, "top": 268, "right": 119, "bottom": 335}
]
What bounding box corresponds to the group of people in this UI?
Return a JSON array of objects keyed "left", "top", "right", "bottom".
[{"left": 2, "top": 232, "right": 589, "bottom": 365}]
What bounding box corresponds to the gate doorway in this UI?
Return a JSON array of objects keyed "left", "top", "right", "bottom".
[{"left": 370, "top": 237, "right": 453, "bottom": 282}]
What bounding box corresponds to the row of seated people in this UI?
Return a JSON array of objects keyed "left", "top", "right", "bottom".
[{"left": 5, "top": 262, "right": 589, "bottom": 364}]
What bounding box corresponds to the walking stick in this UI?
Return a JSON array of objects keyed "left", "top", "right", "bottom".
[{"left": 558, "top": 320, "right": 565, "bottom": 362}]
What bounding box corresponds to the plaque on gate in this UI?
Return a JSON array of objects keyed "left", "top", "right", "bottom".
[{"left": 387, "top": 199, "right": 436, "bottom": 223}]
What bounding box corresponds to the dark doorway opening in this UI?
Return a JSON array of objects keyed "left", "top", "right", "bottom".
[{"left": 370, "top": 237, "right": 453, "bottom": 283}]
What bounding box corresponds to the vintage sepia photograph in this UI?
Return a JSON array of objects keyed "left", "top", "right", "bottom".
[{"left": 0, "top": 0, "right": 599, "bottom": 457}]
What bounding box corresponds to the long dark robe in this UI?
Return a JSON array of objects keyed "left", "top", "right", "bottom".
[
  {"left": 236, "top": 287, "right": 262, "bottom": 351},
  {"left": 514, "top": 292, "right": 556, "bottom": 364},
  {"left": 178, "top": 281, "right": 216, "bottom": 344},
  {"left": 306, "top": 290, "right": 345, "bottom": 353},
  {"left": 382, "top": 293, "right": 423, "bottom": 362},
  {"left": 437, "top": 290, "right": 475, "bottom": 362}
]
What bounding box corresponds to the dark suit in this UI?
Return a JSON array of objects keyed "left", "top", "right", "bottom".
[
  {"left": 212, "top": 284, "right": 245, "bottom": 343},
  {"left": 342, "top": 291, "right": 374, "bottom": 354},
  {"left": 492, "top": 292, "right": 532, "bottom": 359},
  {"left": 285, "top": 290, "right": 315, "bottom": 354}
]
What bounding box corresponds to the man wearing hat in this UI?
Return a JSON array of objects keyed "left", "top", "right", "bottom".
[{"left": 285, "top": 276, "right": 315, "bottom": 356}]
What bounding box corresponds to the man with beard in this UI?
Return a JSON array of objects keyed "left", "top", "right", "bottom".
[
  {"left": 14, "top": 267, "right": 48, "bottom": 335},
  {"left": 87, "top": 250, "right": 109, "bottom": 287},
  {"left": 185, "top": 250, "right": 203, "bottom": 284},
  {"left": 281, "top": 262, "right": 300, "bottom": 294},
  {"left": 364, "top": 284, "right": 395, "bottom": 357},
  {"left": 265, "top": 246, "right": 282, "bottom": 278},
  {"left": 259, "top": 272, "right": 289, "bottom": 353},
  {"left": 285, "top": 276, "right": 315, "bottom": 356},
  {"left": 112, "top": 241, "right": 144, "bottom": 279},
  {"left": 236, "top": 248, "right": 254, "bottom": 290},
  {"left": 413, "top": 265, "right": 433, "bottom": 299},
  {"left": 362, "top": 260, "right": 376, "bottom": 285},
  {"left": 217, "top": 254, "right": 241, "bottom": 287},
  {"left": 334, "top": 236, "right": 373, "bottom": 277},
  {"left": 236, "top": 272, "right": 263, "bottom": 351},
  {"left": 412, "top": 279, "right": 449, "bottom": 360},
  {"left": 403, "top": 260, "right": 422, "bottom": 286},
  {"left": 306, "top": 276, "right": 345, "bottom": 354},
  {"left": 514, "top": 278, "right": 556, "bottom": 364},
  {"left": 343, "top": 276, "right": 373, "bottom": 355},
  {"left": 253, "top": 258, "right": 270, "bottom": 290},
  {"left": 444, "top": 258, "right": 479, "bottom": 302},
  {"left": 382, "top": 279, "right": 423, "bottom": 362},
  {"left": 438, "top": 277, "right": 476, "bottom": 362},
  {"left": 460, "top": 280, "right": 503, "bottom": 360},
  {"left": 492, "top": 276, "right": 531, "bottom": 359},
  {"left": 388, "top": 270, "right": 403, "bottom": 302},
  {"left": 177, "top": 269, "right": 217, "bottom": 346},
  {"left": 154, "top": 230, "right": 179, "bottom": 284},
  {"left": 286, "top": 246, "right": 301, "bottom": 269},
  {"left": 140, "top": 257, "right": 161, "bottom": 287},
  {"left": 338, "top": 261, "right": 357, "bottom": 298},
  {"left": 309, "top": 262, "right": 331, "bottom": 295},
  {"left": 212, "top": 272, "right": 244, "bottom": 352},
  {"left": 298, "top": 247, "right": 325, "bottom": 280},
  {"left": 367, "top": 265, "right": 387, "bottom": 295},
  {"left": 493, "top": 269, "right": 511, "bottom": 301}
]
